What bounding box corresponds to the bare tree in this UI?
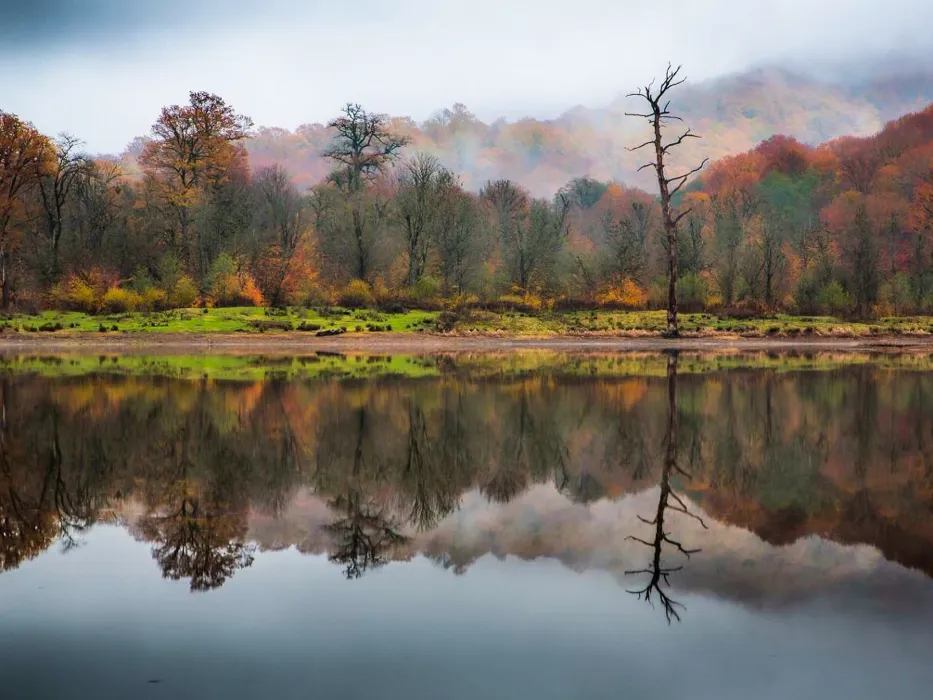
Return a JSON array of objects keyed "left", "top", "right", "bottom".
[
  {"left": 73, "top": 160, "right": 123, "bottom": 257},
  {"left": 323, "top": 103, "right": 409, "bottom": 194},
  {"left": 396, "top": 153, "right": 452, "bottom": 287},
  {"left": 34, "top": 133, "right": 90, "bottom": 276},
  {"left": 627, "top": 65, "right": 708, "bottom": 336},
  {"left": 482, "top": 179, "right": 570, "bottom": 290},
  {"left": 322, "top": 104, "right": 409, "bottom": 281},
  {"left": 435, "top": 187, "right": 480, "bottom": 295}
]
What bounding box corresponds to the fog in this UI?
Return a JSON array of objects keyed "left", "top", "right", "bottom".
[{"left": 1, "top": 0, "right": 931, "bottom": 153}]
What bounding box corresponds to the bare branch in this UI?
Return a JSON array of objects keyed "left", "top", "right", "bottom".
[
  {"left": 672, "top": 208, "right": 693, "bottom": 227},
  {"left": 667, "top": 158, "right": 710, "bottom": 196},
  {"left": 662, "top": 129, "right": 700, "bottom": 153},
  {"left": 627, "top": 138, "right": 657, "bottom": 152}
]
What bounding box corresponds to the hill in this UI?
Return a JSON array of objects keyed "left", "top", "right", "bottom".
[{"left": 245, "top": 67, "right": 933, "bottom": 196}]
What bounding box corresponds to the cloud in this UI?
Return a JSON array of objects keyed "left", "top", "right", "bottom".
[{"left": 1, "top": 0, "right": 932, "bottom": 153}]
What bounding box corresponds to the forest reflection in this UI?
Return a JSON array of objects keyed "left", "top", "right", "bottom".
[{"left": 2, "top": 354, "right": 933, "bottom": 614}]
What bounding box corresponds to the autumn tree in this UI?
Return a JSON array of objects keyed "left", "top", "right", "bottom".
[
  {"left": 627, "top": 65, "right": 708, "bottom": 335},
  {"left": 0, "top": 111, "right": 49, "bottom": 307},
  {"left": 139, "top": 91, "right": 252, "bottom": 271},
  {"left": 252, "top": 164, "right": 309, "bottom": 306},
  {"left": 908, "top": 177, "right": 933, "bottom": 306}
]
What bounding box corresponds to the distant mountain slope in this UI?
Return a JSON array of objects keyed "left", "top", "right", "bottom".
[{"left": 245, "top": 67, "right": 933, "bottom": 196}]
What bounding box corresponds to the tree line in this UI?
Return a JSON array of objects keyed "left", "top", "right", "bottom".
[{"left": 2, "top": 84, "right": 933, "bottom": 318}]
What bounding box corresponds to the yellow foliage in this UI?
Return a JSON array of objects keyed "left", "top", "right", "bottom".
[
  {"left": 170, "top": 275, "right": 199, "bottom": 308},
  {"left": 337, "top": 279, "right": 375, "bottom": 308},
  {"left": 596, "top": 278, "right": 647, "bottom": 309},
  {"left": 140, "top": 287, "right": 169, "bottom": 312},
  {"left": 52, "top": 277, "right": 97, "bottom": 313},
  {"left": 101, "top": 287, "right": 143, "bottom": 313}
]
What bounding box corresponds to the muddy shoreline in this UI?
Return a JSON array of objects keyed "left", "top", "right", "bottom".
[{"left": 1, "top": 331, "right": 932, "bottom": 354}]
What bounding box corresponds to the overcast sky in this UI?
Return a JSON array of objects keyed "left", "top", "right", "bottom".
[{"left": 1, "top": 0, "right": 930, "bottom": 154}]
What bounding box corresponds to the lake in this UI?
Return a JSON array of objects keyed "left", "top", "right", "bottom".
[{"left": 1, "top": 350, "right": 933, "bottom": 699}]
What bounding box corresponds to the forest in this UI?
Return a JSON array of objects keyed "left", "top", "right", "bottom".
[{"left": 2, "top": 86, "right": 933, "bottom": 320}]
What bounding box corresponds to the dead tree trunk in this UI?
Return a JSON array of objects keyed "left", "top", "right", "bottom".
[{"left": 627, "top": 65, "right": 708, "bottom": 337}]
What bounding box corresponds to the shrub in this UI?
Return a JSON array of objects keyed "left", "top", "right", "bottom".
[
  {"left": 337, "top": 279, "right": 375, "bottom": 308},
  {"left": 596, "top": 278, "right": 646, "bottom": 309},
  {"left": 719, "top": 299, "right": 770, "bottom": 319},
  {"left": 676, "top": 273, "right": 708, "bottom": 312},
  {"left": 491, "top": 292, "right": 544, "bottom": 313},
  {"left": 248, "top": 319, "right": 292, "bottom": 332},
  {"left": 51, "top": 276, "right": 97, "bottom": 313},
  {"left": 101, "top": 287, "right": 143, "bottom": 314},
  {"left": 169, "top": 275, "right": 199, "bottom": 308},
  {"left": 646, "top": 278, "right": 669, "bottom": 309},
  {"left": 447, "top": 293, "right": 480, "bottom": 311},
  {"left": 140, "top": 287, "right": 169, "bottom": 312},
  {"left": 371, "top": 277, "right": 392, "bottom": 306},
  {"left": 794, "top": 271, "right": 833, "bottom": 315},
  {"left": 817, "top": 280, "right": 853, "bottom": 317},
  {"left": 878, "top": 272, "right": 914, "bottom": 316},
  {"left": 208, "top": 253, "right": 264, "bottom": 307},
  {"left": 414, "top": 275, "right": 442, "bottom": 301}
]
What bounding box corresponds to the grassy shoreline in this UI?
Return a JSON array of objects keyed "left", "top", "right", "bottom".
[{"left": 3, "top": 306, "right": 933, "bottom": 341}]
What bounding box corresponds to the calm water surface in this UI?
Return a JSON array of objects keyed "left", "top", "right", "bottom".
[{"left": 2, "top": 351, "right": 933, "bottom": 699}]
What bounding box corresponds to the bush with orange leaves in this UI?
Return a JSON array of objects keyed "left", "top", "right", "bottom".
[
  {"left": 47, "top": 268, "right": 121, "bottom": 313},
  {"left": 596, "top": 278, "right": 647, "bottom": 309},
  {"left": 207, "top": 254, "right": 264, "bottom": 307},
  {"left": 254, "top": 240, "right": 322, "bottom": 307}
]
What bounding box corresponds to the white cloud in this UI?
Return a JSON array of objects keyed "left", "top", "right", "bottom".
[{"left": 1, "top": 0, "right": 930, "bottom": 152}]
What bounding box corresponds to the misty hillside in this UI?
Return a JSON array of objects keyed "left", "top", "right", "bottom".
[{"left": 246, "top": 67, "right": 933, "bottom": 196}]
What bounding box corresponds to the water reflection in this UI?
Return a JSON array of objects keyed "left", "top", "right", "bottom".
[
  {"left": 625, "top": 352, "right": 708, "bottom": 622},
  {"left": 1, "top": 353, "right": 933, "bottom": 614}
]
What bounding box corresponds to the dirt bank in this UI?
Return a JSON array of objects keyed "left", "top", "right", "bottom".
[{"left": 1, "top": 331, "right": 932, "bottom": 354}]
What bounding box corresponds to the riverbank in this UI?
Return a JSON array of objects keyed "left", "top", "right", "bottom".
[
  {"left": 1, "top": 330, "right": 932, "bottom": 354},
  {"left": 2, "top": 307, "right": 933, "bottom": 352}
]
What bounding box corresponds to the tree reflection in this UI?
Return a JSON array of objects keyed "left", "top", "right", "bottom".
[
  {"left": 324, "top": 490, "right": 407, "bottom": 579},
  {"left": 625, "top": 353, "right": 707, "bottom": 623},
  {"left": 0, "top": 383, "right": 106, "bottom": 570},
  {"left": 137, "top": 482, "right": 255, "bottom": 592},
  {"left": 137, "top": 424, "right": 255, "bottom": 592},
  {"left": 318, "top": 405, "right": 409, "bottom": 578},
  {"left": 1, "top": 357, "right": 933, "bottom": 592}
]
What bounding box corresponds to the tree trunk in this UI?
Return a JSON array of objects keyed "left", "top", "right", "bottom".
[
  {"left": 0, "top": 249, "right": 9, "bottom": 309},
  {"left": 666, "top": 225, "right": 678, "bottom": 334},
  {"left": 353, "top": 208, "right": 366, "bottom": 281}
]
